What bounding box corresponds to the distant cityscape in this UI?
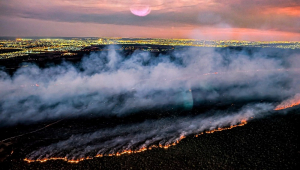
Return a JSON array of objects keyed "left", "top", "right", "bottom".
[{"left": 0, "top": 37, "right": 299, "bottom": 59}]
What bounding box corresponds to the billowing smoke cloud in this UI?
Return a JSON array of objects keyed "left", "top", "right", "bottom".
[
  {"left": 0, "top": 46, "right": 299, "bottom": 126},
  {"left": 1, "top": 46, "right": 299, "bottom": 161}
]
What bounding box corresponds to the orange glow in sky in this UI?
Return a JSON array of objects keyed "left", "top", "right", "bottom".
[{"left": 0, "top": 0, "right": 299, "bottom": 40}]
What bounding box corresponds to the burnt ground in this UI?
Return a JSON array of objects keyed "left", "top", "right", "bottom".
[{"left": 0, "top": 110, "right": 299, "bottom": 170}]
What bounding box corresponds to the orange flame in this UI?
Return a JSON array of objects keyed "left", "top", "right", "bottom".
[
  {"left": 24, "top": 120, "right": 247, "bottom": 164},
  {"left": 274, "top": 94, "right": 300, "bottom": 110}
]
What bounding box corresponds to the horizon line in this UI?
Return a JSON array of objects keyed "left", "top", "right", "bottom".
[{"left": 0, "top": 36, "right": 299, "bottom": 42}]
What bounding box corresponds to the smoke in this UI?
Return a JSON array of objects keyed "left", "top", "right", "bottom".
[
  {"left": 0, "top": 46, "right": 299, "bottom": 126},
  {"left": 1, "top": 45, "right": 299, "bottom": 161},
  {"left": 27, "top": 103, "right": 273, "bottom": 160},
  {"left": 275, "top": 93, "right": 300, "bottom": 110}
]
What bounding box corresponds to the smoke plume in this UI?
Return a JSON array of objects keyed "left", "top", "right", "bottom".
[
  {"left": 0, "top": 46, "right": 299, "bottom": 126},
  {"left": 26, "top": 103, "right": 272, "bottom": 161},
  {"left": 0, "top": 46, "right": 299, "bottom": 161}
]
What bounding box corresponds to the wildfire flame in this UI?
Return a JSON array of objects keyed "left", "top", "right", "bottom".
[
  {"left": 24, "top": 120, "right": 247, "bottom": 164},
  {"left": 274, "top": 94, "right": 300, "bottom": 110}
]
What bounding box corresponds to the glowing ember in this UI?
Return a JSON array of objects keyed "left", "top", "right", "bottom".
[{"left": 24, "top": 120, "right": 247, "bottom": 164}]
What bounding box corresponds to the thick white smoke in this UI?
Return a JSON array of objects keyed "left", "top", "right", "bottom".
[
  {"left": 0, "top": 46, "right": 299, "bottom": 126},
  {"left": 1, "top": 46, "right": 299, "bottom": 161}
]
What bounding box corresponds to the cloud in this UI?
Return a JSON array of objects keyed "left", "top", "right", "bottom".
[{"left": 0, "top": 0, "right": 299, "bottom": 34}]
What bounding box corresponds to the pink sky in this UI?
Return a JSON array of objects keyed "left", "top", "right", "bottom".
[{"left": 0, "top": 0, "right": 299, "bottom": 41}]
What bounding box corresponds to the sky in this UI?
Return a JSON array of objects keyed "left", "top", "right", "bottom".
[{"left": 0, "top": 0, "right": 300, "bottom": 40}]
